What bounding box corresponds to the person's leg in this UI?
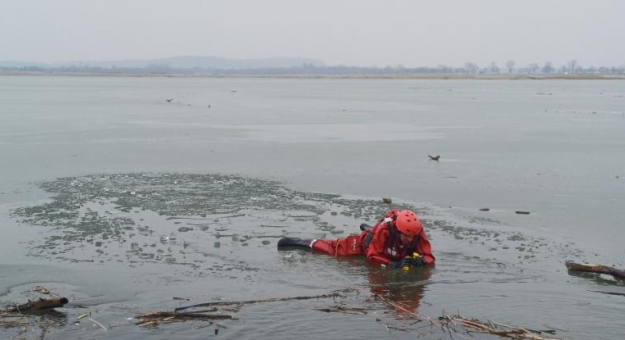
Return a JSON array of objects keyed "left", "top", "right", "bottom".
[
  {"left": 278, "top": 236, "right": 360, "bottom": 257},
  {"left": 310, "top": 239, "right": 338, "bottom": 255},
  {"left": 277, "top": 237, "right": 313, "bottom": 248},
  {"left": 360, "top": 223, "right": 372, "bottom": 231}
]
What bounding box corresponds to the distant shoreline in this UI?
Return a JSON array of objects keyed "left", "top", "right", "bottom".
[{"left": 1, "top": 71, "right": 624, "bottom": 80}]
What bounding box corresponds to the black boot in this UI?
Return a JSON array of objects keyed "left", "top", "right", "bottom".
[
  {"left": 359, "top": 223, "right": 372, "bottom": 231},
  {"left": 277, "top": 237, "right": 312, "bottom": 249}
]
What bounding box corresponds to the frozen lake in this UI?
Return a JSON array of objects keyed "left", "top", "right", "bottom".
[{"left": 0, "top": 76, "right": 624, "bottom": 339}]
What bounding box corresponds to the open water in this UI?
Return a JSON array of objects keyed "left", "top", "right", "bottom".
[{"left": 0, "top": 75, "right": 624, "bottom": 339}]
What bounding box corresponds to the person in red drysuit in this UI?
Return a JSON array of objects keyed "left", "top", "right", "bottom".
[{"left": 277, "top": 209, "right": 435, "bottom": 269}]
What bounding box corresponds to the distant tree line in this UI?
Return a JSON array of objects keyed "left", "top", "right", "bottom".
[
  {"left": 460, "top": 60, "right": 624, "bottom": 75},
  {"left": 2, "top": 60, "right": 625, "bottom": 76}
]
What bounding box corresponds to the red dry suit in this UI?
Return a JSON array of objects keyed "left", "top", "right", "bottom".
[{"left": 311, "top": 210, "right": 435, "bottom": 268}]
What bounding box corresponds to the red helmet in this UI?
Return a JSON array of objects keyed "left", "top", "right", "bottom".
[{"left": 395, "top": 210, "right": 422, "bottom": 237}]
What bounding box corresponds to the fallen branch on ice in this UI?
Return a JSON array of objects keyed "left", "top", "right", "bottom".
[
  {"left": 5, "top": 297, "right": 68, "bottom": 313},
  {"left": 314, "top": 305, "right": 368, "bottom": 315},
  {"left": 174, "top": 287, "right": 356, "bottom": 312},
  {"left": 565, "top": 261, "right": 625, "bottom": 280},
  {"left": 136, "top": 311, "right": 234, "bottom": 327}
]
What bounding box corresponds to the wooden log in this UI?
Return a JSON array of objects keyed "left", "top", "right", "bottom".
[
  {"left": 565, "top": 261, "right": 625, "bottom": 280},
  {"left": 7, "top": 297, "right": 68, "bottom": 313}
]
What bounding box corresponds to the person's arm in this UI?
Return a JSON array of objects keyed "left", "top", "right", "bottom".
[
  {"left": 365, "top": 227, "right": 397, "bottom": 268},
  {"left": 414, "top": 230, "right": 436, "bottom": 265},
  {"left": 368, "top": 251, "right": 415, "bottom": 269}
]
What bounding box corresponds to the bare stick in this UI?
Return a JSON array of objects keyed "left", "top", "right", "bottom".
[
  {"left": 0, "top": 314, "right": 28, "bottom": 318},
  {"left": 88, "top": 317, "right": 107, "bottom": 332},
  {"left": 175, "top": 288, "right": 355, "bottom": 312},
  {"left": 453, "top": 315, "right": 557, "bottom": 340},
  {"left": 314, "top": 306, "right": 368, "bottom": 315},
  {"left": 177, "top": 308, "right": 219, "bottom": 314},
  {"left": 135, "top": 311, "right": 234, "bottom": 327},
  {"left": 39, "top": 324, "right": 47, "bottom": 340},
  {"left": 138, "top": 312, "right": 233, "bottom": 320},
  {"left": 0, "top": 320, "right": 30, "bottom": 327}
]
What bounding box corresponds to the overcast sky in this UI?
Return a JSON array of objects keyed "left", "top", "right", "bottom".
[{"left": 1, "top": 0, "right": 623, "bottom": 68}]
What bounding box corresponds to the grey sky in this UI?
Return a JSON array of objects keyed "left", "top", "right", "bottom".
[{"left": 1, "top": 0, "right": 623, "bottom": 68}]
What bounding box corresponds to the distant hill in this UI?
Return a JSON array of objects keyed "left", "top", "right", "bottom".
[{"left": 0, "top": 56, "right": 325, "bottom": 70}]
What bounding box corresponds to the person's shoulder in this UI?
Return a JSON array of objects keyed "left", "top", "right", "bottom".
[{"left": 373, "top": 224, "right": 389, "bottom": 236}]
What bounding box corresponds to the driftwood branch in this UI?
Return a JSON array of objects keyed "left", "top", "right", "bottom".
[
  {"left": 373, "top": 294, "right": 474, "bottom": 340},
  {"left": 129, "top": 286, "right": 561, "bottom": 340},
  {"left": 6, "top": 297, "right": 68, "bottom": 313},
  {"left": 0, "top": 314, "right": 28, "bottom": 318},
  {"left": 136, "top": 311, "right": 234, "bottom": 327},
  {"left": 565, "top": 261, "right": 625, "bottom": 280},
  {"left": 0, "top": 320, "right": 31, "bottom": 327},
  {"left": 451, "top": 315, "right": 558, "bottom": 340},
  {"left": 374, "top": 293, "right": 557, "bottom": 340},
  {"left": 138, "top": 312, "right": 233, "bottom": 320},
  {"left": 175, "top": 288, "right": 355, "bottom": 312},
  {"left": 135, "top": 288, "right": 358, "bottom": 329},
  {"left": 314, "top": 305, "right": 368, "bottom": 315}
]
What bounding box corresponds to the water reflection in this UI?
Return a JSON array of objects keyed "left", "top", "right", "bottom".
[
  {"left": 367, "top": 266, "right": 433, "bottom": 317},
  {"left": 337, "top": 256, "right": 433, "bottom": 316}
]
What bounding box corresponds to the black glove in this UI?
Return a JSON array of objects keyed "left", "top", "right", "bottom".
[
  {"left": 391, "top": 257, "right": 425, "bottom": 269},
  {"left": 411, "top": 257, "right": 426, "bottom": 268},
  {"left": 400, "top": 257, "right": 414, "bottom": 268},
  {"left": 389, "top": 260, "right": 402, "bottom": 269},
  {"left": 390, "top": 257, "right": 415, "bottom": 269}
]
